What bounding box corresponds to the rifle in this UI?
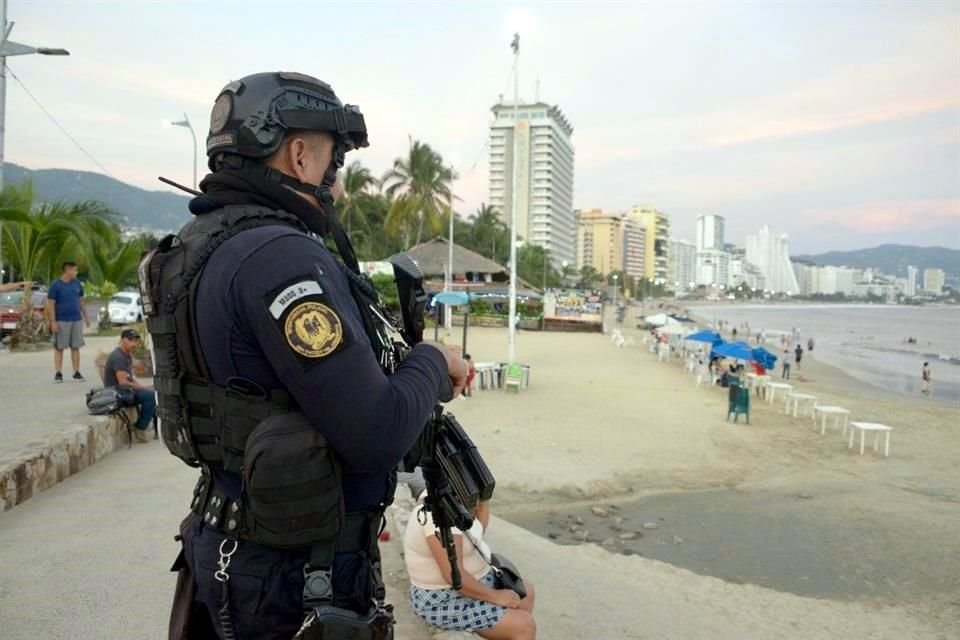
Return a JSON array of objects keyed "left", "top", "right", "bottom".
[{"left": 390, "top": 254, "right": 496, "bottom": 589}]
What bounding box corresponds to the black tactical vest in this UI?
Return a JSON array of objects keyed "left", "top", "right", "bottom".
[{"left": 139, "top": 204, "right": 307, "bottom": 473}]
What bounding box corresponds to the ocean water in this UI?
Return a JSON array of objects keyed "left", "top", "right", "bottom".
[{"left": 691, "top": 304, "right": 960, "bottom": 402}]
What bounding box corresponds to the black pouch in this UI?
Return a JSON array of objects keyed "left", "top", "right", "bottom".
[
  {"left": 296, "top": 604, "right": 394, "bottom": 640},
  {"left": 242, "top": 411, "right": 344, "bottom": 549}
]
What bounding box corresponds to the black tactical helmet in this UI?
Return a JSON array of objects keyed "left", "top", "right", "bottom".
[{"left": 205, "top": 72, "right": 368, "bottom": 172}]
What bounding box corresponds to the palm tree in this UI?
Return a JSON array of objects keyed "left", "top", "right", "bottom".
[
  {"left": 382, "top": 139, "right": 455, "bottom": 247},
  {"left": 468, "top": 203, "right": 507, "bottom": 261},
  {"left": 336, "top": 161, "right": 377, "bottom": 235},
  {"left": 84, "top": 223, "right": 148, "bottom": 289},
  {"left": 0, "top": 183, "right": 114, "bottom": 285}
]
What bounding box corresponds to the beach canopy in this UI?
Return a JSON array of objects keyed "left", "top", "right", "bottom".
[
  {"left": 751, "top": 346, "right": 778, "bottom": 370},
  {"left": 712, "top": 341, "right": 754, "bottom": 362},
  {"left": 684, "top": 329, "right": 723, "bottom": 345},
  {"left": 644, "top": 313, "right": 683, "bottom": 328}
]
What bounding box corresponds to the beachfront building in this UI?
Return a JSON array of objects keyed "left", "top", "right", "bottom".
[
  {"left": 906, "top": 265, "right": 918, "bottom": 297},
  {"left": 792, "top": 261, "right": 820, "bottom": 296},
  {"left": 668, "top": 239, "right": 697, "bottom": 291},
  {"left": 745, "top": 226, "right": 800, "bottom": 294},
  {"left": 696, "top": 214, "right": 725, "bottom": 252},
  {"left": 729, "top": 256, "right": 765, "bottom": 291},
  {"left": 923, "top": 268, "right": 945, "bottom": 295},
  {"left": 489, "top": 99, "right": 575, "bottom": 268},
  {"left": 629, "top": 205, "right": 670, "bottom": 281},
  {"left": 694, "top": 214, "right": 731, "bottom": 288},
  {"left": 819, "top": 266, "right": 858, "bottom": 296},
  {"left": 696, "top": 249, "right": 730, "bottom": 288},
  {"left": 575, "top": 208, "right": 645, "bottom": 278}
]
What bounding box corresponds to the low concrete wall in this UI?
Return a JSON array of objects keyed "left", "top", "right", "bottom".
[{"left": 0, "top": 414, "right": 130, "bottom": 512}]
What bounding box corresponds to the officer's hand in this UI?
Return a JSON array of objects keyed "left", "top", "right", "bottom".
[{"left": 422, "top": 343, "right": 468, "bottom": 400}]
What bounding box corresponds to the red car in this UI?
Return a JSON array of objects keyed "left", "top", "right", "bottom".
[{"left": 0, "top": 289, "right": 47, "bottom": 338}]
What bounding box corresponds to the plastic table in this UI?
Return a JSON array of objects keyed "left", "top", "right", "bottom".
[
  {"left": 785, "top": 392, "right": 817, "bottom": 418},
  {"left": 812, "top": 405, "right": 850, "bottom": 435},
  {"left": 766, "top": 382, "right": 793, "bottom": 404},
  {"left": 848, "top": 422, "right": 893, "bottom": 457}
]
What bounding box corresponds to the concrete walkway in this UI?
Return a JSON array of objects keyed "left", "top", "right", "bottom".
[
  {"left": 0, "top": 443, "right": 435, "bottom": 640},
  {"left": 0, "top": 335, "right": 121, "bottom": 467}
]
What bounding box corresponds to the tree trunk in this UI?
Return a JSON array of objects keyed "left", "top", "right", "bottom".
[{"left": 415, "top": 211, "right": 425, "bottom": 246}]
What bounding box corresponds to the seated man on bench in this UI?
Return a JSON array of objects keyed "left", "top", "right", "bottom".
[{"left": 103, "top": 328, "right": 156, "bottom": 443}]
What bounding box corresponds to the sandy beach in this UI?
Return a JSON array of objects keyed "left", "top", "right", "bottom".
[{"left": 419, "top": 312, "right": 960, "bottom": 638}]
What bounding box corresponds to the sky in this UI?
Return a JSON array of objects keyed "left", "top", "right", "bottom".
[{"left": 4, "top": 0, "right": 959, "bottom": 254}]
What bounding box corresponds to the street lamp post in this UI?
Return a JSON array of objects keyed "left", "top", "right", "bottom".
[
  {"left": 507, "top": 33, "right": 520, "bottom": 365},
  {"left": 0, "top": 0, "right": 69, "bottom": 284},
  {"left": 446, "top": 201, "right": 454, "bottom": 331},
  {"left": 167, "top": 113, "right": 198, "bottom": 190},
  {"left": 612, "top": 273, "right": 618, "bottom": 309}
]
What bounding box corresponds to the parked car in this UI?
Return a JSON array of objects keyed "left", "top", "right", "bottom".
[
  {"left": 0, "top": 289, "right": 47, "bottom": 338},
  {"left": 107, "top": 292, "right": 144, "bottom": 325}
]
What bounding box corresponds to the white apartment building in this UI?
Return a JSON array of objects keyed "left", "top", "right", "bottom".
[
  {"left": 745, "top": 226, "right": 800, "bottom": 294},
  {"left": 729, "top": 257, "right": 765, "bottom": 291},
  {"left": 696, "top": 249, "right": 730, "bottom": 287},
  {"left": 489, "top": 100, "right": 575, "bottom": 267},
  {"left": 668, "top": 239, "right": 697, "bottom": 291},
  {"left": 696, "top": 214, "right": 725, "bottom": 251},
  {"left": 906, "top": 265, "right": 918, "bottom": 297}
]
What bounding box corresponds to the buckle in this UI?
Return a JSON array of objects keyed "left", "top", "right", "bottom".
[
  {"left": 302, "top": 565, "right": 333, "bottom": 608},
  {"left": 332, "top": 108, "right": 347, "bottom": 135}
]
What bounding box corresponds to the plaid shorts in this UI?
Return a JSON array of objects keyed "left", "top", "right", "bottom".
[{"left": 409, "top": 570, "right": 506, "bottom": 632}]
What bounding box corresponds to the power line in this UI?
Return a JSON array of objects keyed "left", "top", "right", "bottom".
[{"left": 5, "top": 63, "right": 115, "bottom": 178}]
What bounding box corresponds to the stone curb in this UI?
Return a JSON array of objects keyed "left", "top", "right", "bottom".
[{"left": 0, "top": 415, "right": 130, "bottom": 512}]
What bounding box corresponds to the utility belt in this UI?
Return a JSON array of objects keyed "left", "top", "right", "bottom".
[
  {"left": 191, "top": 473, "right": 394, "bottom": 640},
  {"left": 190, "top": 472, "right": 382, "bottom": 557}
]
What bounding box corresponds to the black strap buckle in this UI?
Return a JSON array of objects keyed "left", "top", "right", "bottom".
[{"left": 302, "top": 565, "right": 334, "bottom": 610}]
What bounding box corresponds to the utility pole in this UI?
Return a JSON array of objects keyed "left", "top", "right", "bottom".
[
  {"left": 0, "top": 0, "right": 69, "bottom": 283},
  {"left": 507, "top": 33, "right": 520, "bottom": 365}
]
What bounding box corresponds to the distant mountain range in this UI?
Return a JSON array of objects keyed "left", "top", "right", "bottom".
[
  {"left": 795, "top": 244, "right": 960, "bottom": 281},
  {"left": 3, "top": 163, "right": 958, "bottom": 285},
  {"left": 3, "top": 162, "right": 192, "bottom": 232}
]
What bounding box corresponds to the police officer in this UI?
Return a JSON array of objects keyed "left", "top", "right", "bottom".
[{"left": 148, "top": 72, "right": 467, "bottom": 639}]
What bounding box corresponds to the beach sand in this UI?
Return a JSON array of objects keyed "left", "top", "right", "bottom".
[{"left": 414, "top": 315, "right": 960, "bottom": 638}]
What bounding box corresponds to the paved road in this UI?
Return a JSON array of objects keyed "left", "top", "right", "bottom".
[
  {"left": 0, "top": 335, "right": 125, "bottom": 466},
  {"left": 0, "top": 442, "right": 433, "bottom": 640}
]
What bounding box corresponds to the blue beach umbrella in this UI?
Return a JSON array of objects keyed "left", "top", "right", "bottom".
[
  {"left": 751, "top": 346, "right": 778, "bottom": 370},
  {"left": 712, "top": 341, "right": 754, "bottom": 362},
  {"left": 684, "top": 329, "right": 723, "bottom": 345},
  {"left": 433, "top": 291, "right": 470, "bottom": 306}
]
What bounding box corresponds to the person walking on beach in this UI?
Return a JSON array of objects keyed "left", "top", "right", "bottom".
[
  {"left": 807, "top": 337, "right": 814, "bottom": 353},
  {"left": 46, "top": 261, "right": 90, "bottom": 383},
  {"left": 794, "top": 344, "right": 803, "bottom": 370},
  {"left": 782, "top": 350, "right": 792, "bottom": 379},
  {"left": 921, "top": 362, "right": 932, "bottom": 396}
]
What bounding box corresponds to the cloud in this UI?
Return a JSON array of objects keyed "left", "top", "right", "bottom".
[{"left": 805, "top": 199, "right": 960, "bottom": 234}]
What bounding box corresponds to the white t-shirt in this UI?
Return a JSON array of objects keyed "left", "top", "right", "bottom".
[{"left": 403, "top": 505, "right": 492, "bottom": 590}]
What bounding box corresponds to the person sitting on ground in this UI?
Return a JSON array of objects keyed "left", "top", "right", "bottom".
[
  {"left": 102, "top": 328, "right": 156, "bottom": 442},
  {"left": 404, "top": 493, "right": 537, "bottom": 640}
]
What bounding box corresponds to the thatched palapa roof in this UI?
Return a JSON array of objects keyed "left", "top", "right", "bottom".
[{"left": 404, "top": 237, "right": 508, "bottom": 279}]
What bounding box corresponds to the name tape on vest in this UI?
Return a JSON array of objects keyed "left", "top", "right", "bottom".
[{"left": 269, "top": 280, "right": 324, "bottom": 319}]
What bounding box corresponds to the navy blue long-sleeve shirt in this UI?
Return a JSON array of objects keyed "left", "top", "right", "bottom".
[{"left": 193, "top": 223, "right": 447, "bottom": 509}]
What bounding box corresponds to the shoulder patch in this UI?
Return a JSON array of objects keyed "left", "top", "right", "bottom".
[
  {"left": 262, "top": 274, "right": 350, "bottom": 369},
  {"left": 269, "top": 279, "right": 324, "bottom": 319},
  {"left": 283, "top": 301, "right": 343, "bottom": 359}
]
